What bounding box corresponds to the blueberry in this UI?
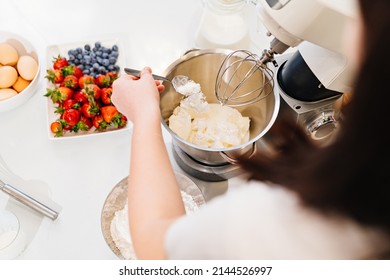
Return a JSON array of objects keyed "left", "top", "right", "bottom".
[
  {"left": 102, "top": 52, "right": 109, "bottom": 58},
  {"left": 77, "top": 64, "right": 84, "bottom": 70},
  {"left": 74, "top": 59, "right": 80, "bottom": 64},
  {"left": 107, "top": 65, "right": 114, "bottom": 71},
  {"left": 108, "top": 57, "right": 116, "bottom": 64},
  {"left": 84, "top": 69, "right": 90, "bottom": 74},
  {"left": 102, "top": 59, "right": 110, "bottom": 66},
  {"left": 110, "top": 51, "right": 119, "bottom": 58},
  {"left": 84, "top": 55, "right": 91, "bottom": 65},
  {"left": 95, "top": 42, "right": 102, "bottom": 49},
  {"left": 95, "top": 50, "right": 102, "bottom": 57},
  {"left": 84, "top": 44, "right": 91, "bottom": 51},
  {"left": 97, "top": 57, "right": 103, "bottom": 64},
  {"left": 93, "top": 63, "right": 100, "bottom": 70},
  {"left": 114, "top": 65, "right": 120, "bottom": 71},
  {"left": 112, "top": 45, "right": 118, "bottom": 51},
  {"left": 68, "top": 54, "right": 75, "bottom": 61}
]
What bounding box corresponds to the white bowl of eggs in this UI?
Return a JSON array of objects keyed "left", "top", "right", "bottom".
[{"left": 0, "top": 31, "right": 40, "bottom": 112}]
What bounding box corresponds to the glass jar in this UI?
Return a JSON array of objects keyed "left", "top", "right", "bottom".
[{"left": 195, "top": 0, "right": 250, "bottom": 50}]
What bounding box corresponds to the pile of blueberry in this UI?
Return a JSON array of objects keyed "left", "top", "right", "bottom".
[{"left": 67, "top": 42, "right": 120, "bottom": 77}]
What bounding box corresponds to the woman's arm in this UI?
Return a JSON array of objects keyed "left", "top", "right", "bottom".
[{"left": 112, "top": 68, "right": 186, "bottom": 259}]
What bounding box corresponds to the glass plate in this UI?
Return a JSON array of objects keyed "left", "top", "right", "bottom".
[{"left": 101, "top": 171, "right": 205, "bottom": 260}]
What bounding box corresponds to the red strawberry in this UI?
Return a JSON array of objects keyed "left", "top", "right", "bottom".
[
  {"left": 79, "top": 75, "right": 95, "bottom": 89},
  {"left": 62, "top": 65, "right": 83, "bottom": 78},
  {"left": 81, "top": 102, "right": 99, "bottom": 119},
  {"left": 61, "top": 108, "right": 80, "bottom": 130},
  {"left": 62, "top": 75, "right": 79, "bottom": 89},
  {"left": 73, "top": 90, "right": 88, "bottom": 104},
  {"left": 52, "top": 55, "right": 69, "bottom": 70},
  {"left": 100, "top": 87, "right": 112, "bottom": 105},
  {"left": 84, "top": 84, "right": 101, "bottom": 100},
  {"left": 100, "top": 105, "right": 118, "bottom": 123},
  {"left": 45, "top": 69, "right": 64, "bottom": 84},
  {"left": 95, "top": 74, "right": 111, "bottom": 88},
  {"left": 93, "top": 115, "right": 108, "bottom": 130},
  {"left": 45, "top": 87, "right": 74, "bottom": 104}
]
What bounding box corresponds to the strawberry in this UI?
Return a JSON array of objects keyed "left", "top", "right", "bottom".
[
  {"left": 50, "top": 121, "right": 63, "bottom": 137},
  {"left": 62, "top": 75, "right": 79, "bottom": 90},
  {"left": 84, "top": 84, "right": 101, "bottom": 100},
  {"left": 93, "top": 115, "right": 109, "bottom": 131},
  {"left": 45, "top": 69, "right": 64, "bottom": 84},
  {"left": 45, "top": 87, "right": 74, "bottom": 104},
  {"left": 73, "top": 90, "right": 88, "bottom": 104},
  {"left": 100, "top": 105, "right": 118, "bottom": 123},
  {"left": 100, "top": 87, "right": 112, "bottom": 105},
  {"left": 52, "top": 55, "right": 69, "bottom": 70},
  {"left": 81, "top": 102, "right": 99, "bottom": 119},
  {"left": 62, "top": 65, "right": 83, "bottom": 78},
  {"left": 79, "top": 75, "right": 95, "bottom": 89},
  {"left": 73, "top": 116, "right": 93, "bottom": 132},
  {"left": 95, "top": 74, "right": 111, "bottom": 88},
  {"left": 61, "top": 108, "right": 80, "bottom": 130},
  {"left": 106, "top": 71, "right": 118, "bottom": 82},
  {"left": 117, "top": 115, "right": 127, "bottom": 128},
  {"left": 62, "top": 99, "right": 80, "bottom": 110}
]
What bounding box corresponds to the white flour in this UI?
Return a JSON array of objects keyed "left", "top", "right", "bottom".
[{"left": 110, "top": 190, "right": 200, "bottom": 260}]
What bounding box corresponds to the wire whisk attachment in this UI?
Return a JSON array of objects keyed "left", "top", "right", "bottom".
[{"left": 215, "top": 50, "right": 274, "bottom": 107}]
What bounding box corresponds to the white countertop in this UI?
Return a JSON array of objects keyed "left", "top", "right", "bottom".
[{"left": 0, "top": 0, "right": 272, "bottom": 259}]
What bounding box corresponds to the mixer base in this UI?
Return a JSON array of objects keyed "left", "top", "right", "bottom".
[{"left": 172, "top": 144, "right": 243, "bottom": 182}]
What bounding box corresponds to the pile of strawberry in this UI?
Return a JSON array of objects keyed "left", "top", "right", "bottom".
[{"left": 45, "top": 55, "right": 127, "bottom": 137}]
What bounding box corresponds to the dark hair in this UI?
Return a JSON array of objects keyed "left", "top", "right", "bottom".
[{"left": 238, "top": 0, "right": 390, "bottom": 233}]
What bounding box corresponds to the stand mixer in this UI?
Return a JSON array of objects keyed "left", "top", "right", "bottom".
[
  {"left": 168, "top": 0, "right": 358, "bottom": 182},
  {"left": 255, "top": 0, "right": 358, "bottom": 143}
]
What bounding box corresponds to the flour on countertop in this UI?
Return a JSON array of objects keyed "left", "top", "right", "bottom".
[{"left": 110, "top": 190, "right": 200, "bottom": 260}]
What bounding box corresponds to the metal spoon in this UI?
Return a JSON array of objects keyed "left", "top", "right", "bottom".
[{"left": 124, "top": 68, "right": 191, "bottom": 96}]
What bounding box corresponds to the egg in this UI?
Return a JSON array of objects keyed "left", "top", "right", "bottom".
[
  {"left": 0, "top": 88, "right": 18, "bottom": 101},
  {"left": 0, "top": 43, "right": 19, "bottom": 66},
  {"left": 17, "top": 55, "right": 38, "bottom": 81},
  {"left": 12, "top": 76, "right": 30, "bottom": 93},
  {"left": 0, "top": 66, "right": 18, "bottom": 88}
]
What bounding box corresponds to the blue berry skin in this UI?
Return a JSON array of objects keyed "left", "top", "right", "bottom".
[
  {"left": 93, "top": 63, "right": 100, "bottom": 70},
  {"left": 109, "top": 57, "right": 116, "bottom": 64},
  {"left": 112, "top": 45, "right": 118, "bottom": 51},
  {"left": 84, "top": 44, "right": 91, "bottom": 51},
  {"left": 102, "top": 59, "right": 110, "bottom": 67},
  {"left": 95, "top": 42, "right": 102, "bottom": 49}
]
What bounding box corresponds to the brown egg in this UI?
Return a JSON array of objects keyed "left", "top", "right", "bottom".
[
  {"left": 0, "top": 66, "right": 18, "bottom": 88},
  {"left": 17, "top": 55, "right": 38, "bottom": 81},
  {"left": 13, "top": 76, "right": 30, "bottom": 93},
  {"left": 0, "top": 88, "right": 18, "bottom": 101},
  {"left": 0, "top": 43, "right": 19, "bottom": 66}
]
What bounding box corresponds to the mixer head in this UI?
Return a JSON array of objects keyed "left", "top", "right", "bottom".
[{"left": 215, "top": 49, "right": 274, "bottom": 107}]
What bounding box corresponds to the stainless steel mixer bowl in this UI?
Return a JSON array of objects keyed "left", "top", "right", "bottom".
[{"left": 160, "top": 49, "right": 280, "bottom": 166}]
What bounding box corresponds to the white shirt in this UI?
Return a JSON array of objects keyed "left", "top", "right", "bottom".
[{"left": 165, "top": 179, "right": 389, "bottom": 259}]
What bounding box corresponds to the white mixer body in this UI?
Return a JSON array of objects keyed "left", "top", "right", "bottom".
[{"left": 256, "top": 0, "right": 358, "bottom": 93}]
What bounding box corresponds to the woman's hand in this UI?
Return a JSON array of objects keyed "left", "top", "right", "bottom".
[{"left": 111, "top": 67, "right": 165, "bottom": 126}]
